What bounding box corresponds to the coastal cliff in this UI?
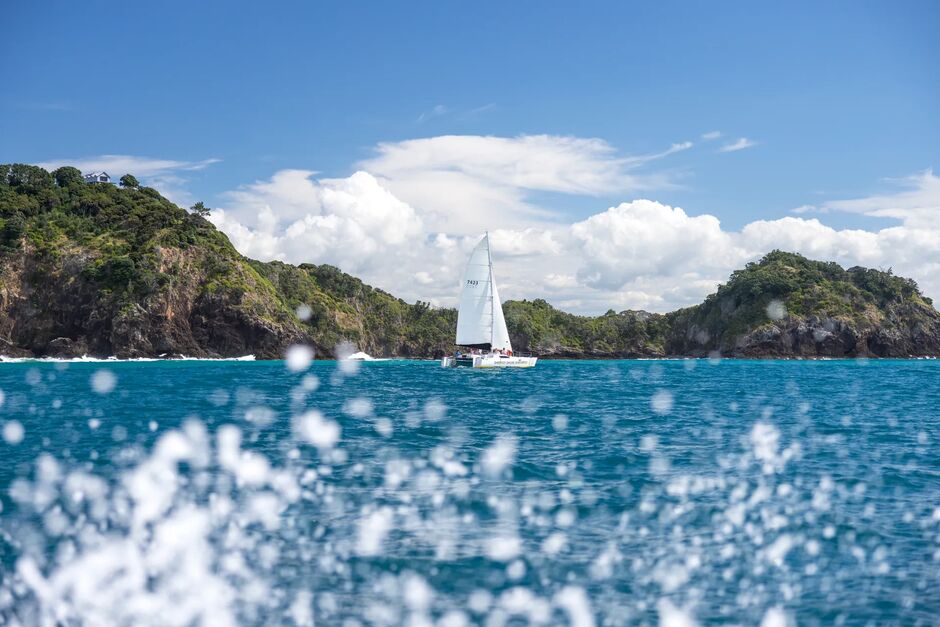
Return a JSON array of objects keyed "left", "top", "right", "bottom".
[{"left": 2, "top": 164, "right": 938, "bottom": 359}]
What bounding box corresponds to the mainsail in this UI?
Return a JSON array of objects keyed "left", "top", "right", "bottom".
[{"left": 455, "top": 234, "right": 512, "bottom": 351}]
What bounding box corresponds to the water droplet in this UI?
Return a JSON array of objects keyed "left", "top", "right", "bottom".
[
  {"left": 3, "top": 420, "right": 24, "bottom": 445},
  {"left": 295, "top": 304, "right": 312, "bottom": 321},
  {"left": 90, "top": 370, "right": 117, "bottom": 394},
  {"left": 285, "top": 345, "right": 314, "bottom": 372},
  {"left": 651, "top": 389, "right": 674, "bottom": 415}
]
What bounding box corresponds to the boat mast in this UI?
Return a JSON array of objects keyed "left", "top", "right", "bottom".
[{"left": 485, "top": 231, "right": 494, "bottom": 350}]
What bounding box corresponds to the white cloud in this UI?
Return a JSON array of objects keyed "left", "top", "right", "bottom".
[
  {"left": 417, "top": 103, "right": 497, "bottom": 123},
  {"left": 211, "top": 168, "right": 576, "bottom": 306},
  {"left": 821, "top": 169, "right": 940, "bottom": 228},
  {"left": 205, "top": 137, "right": 938, "bottom": 314},
  {"left": 739, "top": 217, "right": 882, "bottom": 265},
  {"left": 562, "top": 194, "right": 940, "bottom": 310},
  {"left": 37, "top": 155, "right": 220, "bottom": 177},
  {"left": 36, "top": 154, "right": 221, "bottom": 207},
  {"left": 789, "top": 204, "right": 822, "bottom": 215},
  {"left": 145, "top": 174, "right": 197, "bottom": 207},
  {"left": 212, "top": 169, "right": 940, "bottom": 314},
  {"left": 211, "top": 170, "right": 426, "bottom": 281},
  {"left": 462, "top": 103, "right": 497, "bottom": 118},
  {"left": 570, "top": 200, "right": 740, "bottom": 290},
  {"left": 652, "top": 141, "right": 694, "bottom": 158},
  {"left": 489, "top": 228, "right": 562, "bottom": 256},
  {"left": 701, "top": 131, "right": 722, "bottom": 140},
  {"left": 413, "top": 271, "right": 434, "bottom": 285},
  {"left": 357, "top": 134, "right": 681, "bottom": 233},
  {"left": 544, "top": 273, "right": 579, "bottom": 290},
  {"left": 508, "top": 170, "right": 939, "bottom": 310},
  {"left": 417, "top": 104, "right": 449, "bottom": 123},
  {"left": 207, "top": 133, "right": 691, "bottom": 307},
  {"left": 718, "top": 137, "right": 757, "bottom": 153}
]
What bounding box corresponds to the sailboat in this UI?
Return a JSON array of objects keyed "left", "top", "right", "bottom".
[{"left": 441, "top": 233, "right": 538, "bottom": 369}]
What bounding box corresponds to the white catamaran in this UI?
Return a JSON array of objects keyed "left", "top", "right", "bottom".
[{"left": 441, "top": 233, "right": 538, "bottom": 369}]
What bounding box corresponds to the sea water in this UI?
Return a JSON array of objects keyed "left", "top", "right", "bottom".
[{"left": 0, "top": 358, "right": 938, "bottom": 625}]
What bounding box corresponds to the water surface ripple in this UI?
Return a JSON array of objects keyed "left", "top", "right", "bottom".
[{"left": 1, "top": 359, "right": 938, "bottom": 625}]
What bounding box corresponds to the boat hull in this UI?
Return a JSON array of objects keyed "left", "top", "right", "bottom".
[{"left": 441, "top": 355, "right": 538, "bottom": 369}]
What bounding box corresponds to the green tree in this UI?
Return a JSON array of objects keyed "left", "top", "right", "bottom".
[
  {"left": 190, "top": 201, "right": 211, "bottom": 217},
  {"left": 120, "top": 174, "right": 140, "bottom": 188},
  {"left": 1, "top": 212, "right": 26, "bottom": 249},
  {"left": 53, "top": 166, "right": 83, "bottom": 187},
  {"left": 4, "top": 164, "right": 54, "bottom": 193}
]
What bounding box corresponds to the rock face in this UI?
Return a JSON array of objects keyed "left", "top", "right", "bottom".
[
  {"left": 0, "top": 243, "right": 311, "bottom": 359},
  {"left": 2, "top": 165, "right": 938, "bottom": 360},
  {"left": 668, "top": 313, "right": 939, "bottom": 358}
]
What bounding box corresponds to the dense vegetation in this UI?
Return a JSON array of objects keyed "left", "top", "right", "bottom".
[
  {"left": 250, "top": 260, "right": 456, "bottom": 357},
  {"left": 504, "top": 299, "right": 670, "bottom": 357},
  {"left": 0, "top": 164, "right": 456, "bottom": 358},
  {"left": 663, "top": 250, "right": 939, "bottom": 356},
  {"left": 1, "top": 163, "right": 937, "bottom": 358},
  {"left": 0, "top": 164, "right": 239, "bottom": 303}
]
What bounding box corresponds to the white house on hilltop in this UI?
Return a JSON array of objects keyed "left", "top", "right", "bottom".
[{"left": 83, "top": 171, "right": 111, "bottom": 184}]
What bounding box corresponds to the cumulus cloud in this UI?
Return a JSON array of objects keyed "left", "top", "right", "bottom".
[
  {"left": 489, "top": 228, "right": 563, "bottom": 257},
  {"left": 204, "top": 135, "right": 938, "bottom": 313},
  {"left": 570, "top": 200, "right": 740, "bottom": 290},
  {"left": 211, "top": 170, "right": 426, "bottom": 278},
  {"left": 718, "top": 137, "right": 757, "bottom": 153},
  {"left": 211, "top": 170, "right": 567, "bottom": 306},
  {"left": 562, "top": 195, "right": 939, "bottom": 310}
]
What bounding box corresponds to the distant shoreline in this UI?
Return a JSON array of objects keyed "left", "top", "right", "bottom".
[
  {"left": 2, "top": 354, "right": 937, "bottom": 364},
  {"left": 2, "top": 174, "right": 938, "bottom": 361}
]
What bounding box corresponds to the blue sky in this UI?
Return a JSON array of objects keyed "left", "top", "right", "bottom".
[{"left": 2, "top": 1, "right": 939, "bottom": 311}]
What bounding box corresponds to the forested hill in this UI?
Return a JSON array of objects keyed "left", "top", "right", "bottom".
[
  {"left": 0, "top": 164, "right": 454, "bottom": 359},
  {"left": 506, "top": 251, "right": 940, "bottom": 358},
  {"left": 1, "top": 163, "right": 938, "bottom": 359}
]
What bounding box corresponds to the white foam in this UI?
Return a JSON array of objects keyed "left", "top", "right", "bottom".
[{"left": 1, "top": 354, "right": 256, "bottom": 363}]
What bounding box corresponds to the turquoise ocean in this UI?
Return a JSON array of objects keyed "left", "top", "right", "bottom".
[{"left": 1, "top": 358, "right": 939, "bottom": 625}]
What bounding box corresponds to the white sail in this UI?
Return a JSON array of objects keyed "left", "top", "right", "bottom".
[
  {"left": 489, "top": 262, "right": 512, "bottom": 351},
  {"left": 455, "top": 234, "right": 512, "bottom": 351},
  {"left": 455, "top": 236, "right": 494, "bottom": 346}
]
